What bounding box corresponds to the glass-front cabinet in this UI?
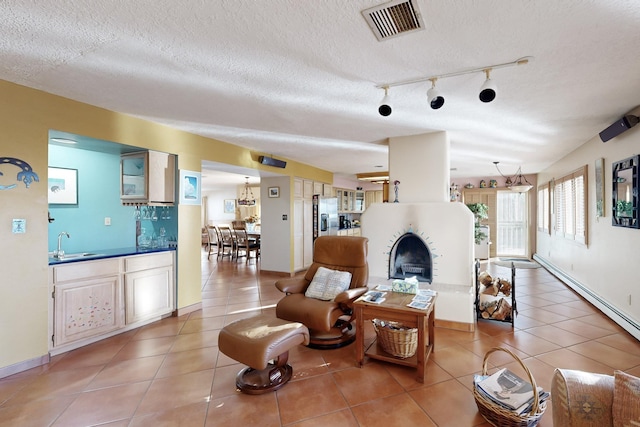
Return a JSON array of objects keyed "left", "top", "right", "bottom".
[
  {"left": 121, "top": 152, "right": 147, "bottom": 201},
  {"left": 354, "top": 190, "right": 365, "bottom": 212},
  {"left": 121, "top": 151, "right": 176, "bottom": 205},
  {"left": 336, "top": 188, "right": 365, "bottom": 213}
]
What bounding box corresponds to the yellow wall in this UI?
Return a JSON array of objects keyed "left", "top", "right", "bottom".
[{"left": 0, "top": 79, "right": 331, "bottom": 372}]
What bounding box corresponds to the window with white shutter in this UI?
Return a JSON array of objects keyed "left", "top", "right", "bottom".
[{"left": 552, "top": 165, "right": 588, "bottom": 245}]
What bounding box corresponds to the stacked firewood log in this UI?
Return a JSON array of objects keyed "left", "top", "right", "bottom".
[{"left": 478, "top": 271, "right": 513, "bottom": 321}]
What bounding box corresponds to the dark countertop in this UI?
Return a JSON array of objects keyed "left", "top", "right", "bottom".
[{"left": 48, "top": 246, "right": 176, "bottom": 265}]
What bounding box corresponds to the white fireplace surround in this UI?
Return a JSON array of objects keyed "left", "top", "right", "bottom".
[
  {"left": 361, "top": 202, "right": 476, "bottom": 327},
  {"left": 359, "top": 131, "right": 476, "bottom": 329}
]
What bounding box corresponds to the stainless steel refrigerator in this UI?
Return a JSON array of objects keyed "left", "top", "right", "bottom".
[{"left": 313, "top": 195, "right": 339, "bottom": 239}]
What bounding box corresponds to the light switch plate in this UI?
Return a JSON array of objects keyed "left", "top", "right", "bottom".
[
  {"left": 12, "top": 219, "right": 26, "bottom": 233},
  {"left": 105, "top": 217, "right": 111, "bottom": 226}
]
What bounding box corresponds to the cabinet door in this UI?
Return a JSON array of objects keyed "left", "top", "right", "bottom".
[
  {"left": 313, "top": 181, "right": 323, "bottom": 196},
  {"left": 293, "top": 178, "right": 303, "bottom": 198},
  {"left": 323, "top": 184, "right": 333, "bottom": 197},
  {"left": 293, "top": 199, "right": 304, "bottom": 271},
  {"left": 147, "top": 151, "right": 175, "bottom": 204},
  {"left": 54, "top": 276, "right": 123, "bottom": 347},
  {"left": 121, "top": 152, "right": 148, "bottom": 201},
  {"left": 303, "top": 199, "right": 313, "bottom": 268},
  {"left": 303, "top": 180, "right": 314, "bottom": 200},
  {"left": 355, "top": 191, "right": 365, "bottom": 212},
  {"left": 125, "top": 266, "right": 174, "bottom": 325},
  {"left": 348, "top": 191, "right": 355, "bottom": 211}
]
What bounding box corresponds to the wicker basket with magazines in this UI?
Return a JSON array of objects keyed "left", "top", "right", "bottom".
[{"left": 473, "top": 347, "right": 547, "bottom": 427}]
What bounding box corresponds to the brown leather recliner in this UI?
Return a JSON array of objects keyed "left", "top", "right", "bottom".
[{"left": 275, "top": 236, "right": 369, "bottom": 349}]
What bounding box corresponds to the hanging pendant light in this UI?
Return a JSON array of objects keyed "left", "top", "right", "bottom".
[
  {"left": 494, "top": 162, "right": 533, "bottom": 192},
  {"left": 237, "top": 177, "right": 256, "bottom": 206},
  {"left": 509, "top": 168, "right": 533, "bottom": 193}
]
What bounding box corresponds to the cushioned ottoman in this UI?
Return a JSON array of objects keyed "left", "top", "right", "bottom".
[{"left": 218, "top": 313, "right": 309, "bottom": 394}]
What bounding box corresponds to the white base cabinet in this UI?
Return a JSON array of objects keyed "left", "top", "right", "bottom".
[
  {"left": 124, "top": 252, "right": 175, "bottom": 325},
  {"left": 50, "top": 251, "right": 175, "bottom": 354},
  {"left": 53, "top": 272, "right": 123, "bottom": 348}
]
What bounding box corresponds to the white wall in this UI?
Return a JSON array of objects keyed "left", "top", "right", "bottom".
[
  {"left": 536, "top": 106, "right": 640, "bottom": 339},
  {"left": 389, "top": 132, "right": 450, "bottom": 203},
  {"left": 203, "top": 188, "right": 238, "bottom": 225}
]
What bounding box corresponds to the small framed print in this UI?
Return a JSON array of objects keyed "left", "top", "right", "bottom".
[
  {"left": 179, "top": 169, "right": 201, "bottom": 205},
  {"left": 268, "top": 186, "right": 280, "bottom": 198},
  {"left": 48, "top": 167, "right": 78, "bottom": 205},
  {"left": 224, "top": 199, "right": 236, "bottom": 213}
]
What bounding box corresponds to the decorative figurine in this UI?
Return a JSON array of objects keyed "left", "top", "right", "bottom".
[
  {"left": 490, "top": 179, "right": 497, "bottom": 188},
  {"left": 450, "top": 182, "right": 460, "bottom": 202},
  {"left": 480, "top": 180, "right": 487, "bottom": 188},
  {"left": 393, "top": 180, "right": 400, "bottom": 203}
]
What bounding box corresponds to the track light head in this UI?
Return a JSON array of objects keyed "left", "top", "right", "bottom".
[
  {"left": 378, "top": 87, "right": 392, "bottom": 116},
  {"left": 427, "top": 79, "right": 445, "bottom": 110},
  {"left": 479, "top": 69, "right": 497, "bottom": 103}
]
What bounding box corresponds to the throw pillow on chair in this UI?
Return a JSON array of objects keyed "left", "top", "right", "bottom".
[{"left": 305, "top": 267, "right": 352, "bottom": 301}]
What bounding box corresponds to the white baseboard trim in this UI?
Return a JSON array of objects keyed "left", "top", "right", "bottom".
[
  {"left": 533, "top": 254, "right": 640, "bottom": 341},
  {"left": 175, "top": 301, "right": 202, "bottom": 317},
  {"left": 0, "top": 354, "right": 50, "bottom": 379}
]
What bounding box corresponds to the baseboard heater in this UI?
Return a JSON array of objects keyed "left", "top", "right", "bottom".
[{"left": 533, "top": 254, "right": 640, "bottom": 340}]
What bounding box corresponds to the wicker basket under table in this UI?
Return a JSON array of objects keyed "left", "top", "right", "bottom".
[
  {"left": 372, "top": 319, "right": 417, "bottom": 358},
  {"left": 473, "top": 347, "right": 547, "bottom": 427}
]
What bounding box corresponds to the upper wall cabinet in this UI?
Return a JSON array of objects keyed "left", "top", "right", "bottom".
[{"left": 121, "top": 151, "right": 176, "bottom": 205}]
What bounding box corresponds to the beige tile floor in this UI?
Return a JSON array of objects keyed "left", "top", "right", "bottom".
[{"left": 1, "top": 252, "right": 639, "bottom": 426}]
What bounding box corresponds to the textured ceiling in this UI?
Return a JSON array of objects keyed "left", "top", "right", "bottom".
[{"left": 3, "top": 1, "right": 640, "bottom": 181}]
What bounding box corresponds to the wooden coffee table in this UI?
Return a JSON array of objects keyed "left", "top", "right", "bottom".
[{"left": 354, "top": 290, "right": 436, "bottom": 383}]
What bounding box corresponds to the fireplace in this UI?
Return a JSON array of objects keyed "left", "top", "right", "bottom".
[
  {"left": 389, "top": 232, "right": 432, "bottom": 282},
  {"left": 360, "top": 131, "right": 476, "bottom": 330}
]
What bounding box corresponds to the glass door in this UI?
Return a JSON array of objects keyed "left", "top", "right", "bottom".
[{"left": 496, "top": 191, "right": 528, "bottom": 257}]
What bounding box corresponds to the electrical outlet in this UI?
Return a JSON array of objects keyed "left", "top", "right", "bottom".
[{"left": 104, "top": 217, "right": 111, "bottom": 226}]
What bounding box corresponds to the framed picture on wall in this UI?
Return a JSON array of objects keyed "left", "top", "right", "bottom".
[
  {"left": 224, "top": 199, "right": 236, "bottom": 213},
  {"left": 179, "top": 169, "right": 201, "bottom": 205},
  {"left": 595, "top": 158, "right": 605, "bottom": 218},
  {"left": 268, "top": 186, "right": 280, "bottom": 198},
  {"left": 48, "top": 167, "right": 78, "bottom": 205}
]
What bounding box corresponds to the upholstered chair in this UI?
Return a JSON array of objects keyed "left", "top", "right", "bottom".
[
  {"left": 275, "top": 236, "right": 369, "bottom": 348},
  {"left": 550, "top": 368, "right": 640, "bottom": 426}
]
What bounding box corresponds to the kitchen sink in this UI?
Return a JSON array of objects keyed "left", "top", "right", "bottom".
[{"left": 54, "top": 252, "right": 104, "bottom": 259}]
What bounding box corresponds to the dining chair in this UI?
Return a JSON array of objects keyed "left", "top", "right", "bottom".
[
  {"left": 233, "top": 227, "right": 260, "bottom": 263},
  {"left": 207, "top": 226, "right": 218, "bottom": 260},
  {"left": 231, "top": 220, "right": 246, "bottom": 230},
  {"left": 201, "top": 227, "right": 213, "bottom": 260},
  {"left": 216, "top": 225, "right": 236, "bottom": 259}
]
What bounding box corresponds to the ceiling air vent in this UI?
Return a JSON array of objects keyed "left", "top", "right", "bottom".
[{"left": 361, "top": 0, "right": 425, "bottom": 41}]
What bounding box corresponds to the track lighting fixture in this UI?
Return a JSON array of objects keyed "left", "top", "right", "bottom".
[
  {"left": 427, "top": 78, "right": 445, "bottom": 110},
  {"left": 378, "top": 86, "right": 392, "bottom": 116},
  {"left": 494, "top": 162, "right": 533, "bottom": 192},
  {"left": 375, "top": 56, "right": 531, "bottom": 113},
  {"left": 479, "top": 69, "right": 497, "bottom": 103}
]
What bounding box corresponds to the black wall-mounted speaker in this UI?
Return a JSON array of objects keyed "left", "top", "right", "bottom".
[
  {"left": 600, "top": 115, "right": 640, "bottom": 142},
  {"left": 259, "top": 156, "right": 287, "bottom": 168}
]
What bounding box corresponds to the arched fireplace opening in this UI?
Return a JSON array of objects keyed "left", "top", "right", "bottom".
[{"left": 388, "top": 232, "right": 433, "bottom": 283}]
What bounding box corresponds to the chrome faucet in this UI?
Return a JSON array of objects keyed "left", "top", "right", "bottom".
[{"left": 54, "top": 232, "right": 70, "bottom": 259}]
